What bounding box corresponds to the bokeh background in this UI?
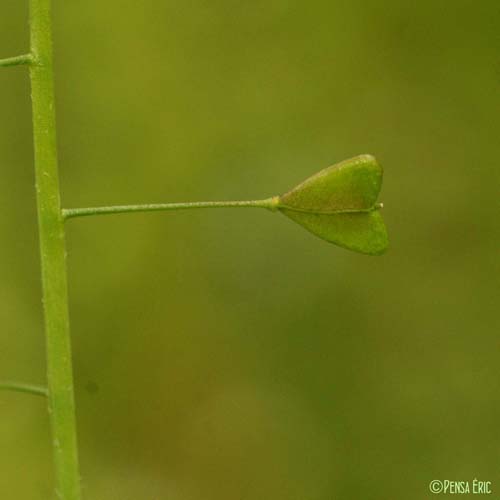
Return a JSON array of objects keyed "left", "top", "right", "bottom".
[{"left": 1, "top": 1, "right": 499, "bottom": 499}]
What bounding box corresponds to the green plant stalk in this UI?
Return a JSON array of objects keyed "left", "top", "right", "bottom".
[
  {"left": 0, "top": 53, "right": 33, "bottom": 67},
  {"left": 29, "top": 0, "right": 81, "bottom": 498},
  {"left": 63, "top": 197, "right": 280, "bottom": 220},
  {"left": 0, "top": 381, "right": 48, "bottom": 397}
]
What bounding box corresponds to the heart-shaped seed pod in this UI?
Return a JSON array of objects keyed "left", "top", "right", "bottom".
[{"left": 277, "top": 154, "right": 388, "bottom": 255}]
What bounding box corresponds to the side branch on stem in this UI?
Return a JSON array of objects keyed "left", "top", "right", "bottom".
[
  {"left": 0, "top": 54, "right": 33, "bottom": 68},
  {"left": 0, "top": 381, "right": 48, "bottom": 397},
  {"left": 62, "top": 197, "right": 280, "bottom": 220}
]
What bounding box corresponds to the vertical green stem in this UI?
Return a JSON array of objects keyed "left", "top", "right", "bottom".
[{"left": 29, "top": 0, "right": 81, "bottom": 498}]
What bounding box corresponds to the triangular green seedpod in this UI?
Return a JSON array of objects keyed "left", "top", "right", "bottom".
[{"left": 277, "top": 155, "right": 388, "bottom": 255}]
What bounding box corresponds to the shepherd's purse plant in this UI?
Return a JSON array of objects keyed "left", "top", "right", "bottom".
[{"left": 0, "top": 1, "right": 388, "bottom": 498}]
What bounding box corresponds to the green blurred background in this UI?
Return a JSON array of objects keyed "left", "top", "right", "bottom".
[{"left": 1, "top": 1, "right": 499, "bottom": 499}]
